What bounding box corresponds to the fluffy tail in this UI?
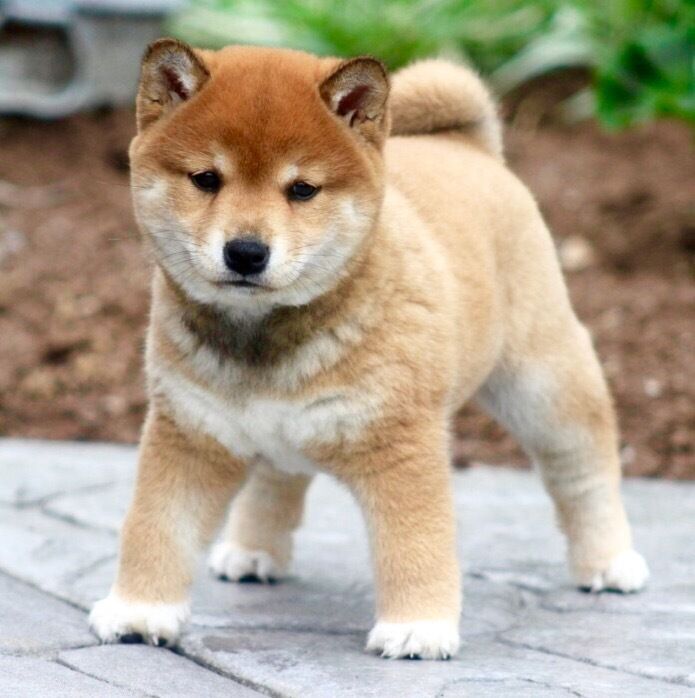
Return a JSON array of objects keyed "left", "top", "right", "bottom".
[{"left": 389, "top": 59, "right": 503, "bottom": 159}]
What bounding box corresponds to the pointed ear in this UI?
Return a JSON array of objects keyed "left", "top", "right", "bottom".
[
  {"left": 136, "top": 38, "right": 209, "bottom": 131},
  {"left": 319, "top": 57, "right": 390, "bottom": 146}
]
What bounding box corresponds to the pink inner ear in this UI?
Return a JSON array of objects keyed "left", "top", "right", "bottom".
[
  {"left": 337, "top": 84, "right": 370, "bottom": 117},
  {"left": 161, "top": 66, "right": 189, "bottom": 101}
]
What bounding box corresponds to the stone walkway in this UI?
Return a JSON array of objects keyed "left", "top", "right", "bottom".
[{"left": 1, "top": 438, "right": 693, "bottom": 696}]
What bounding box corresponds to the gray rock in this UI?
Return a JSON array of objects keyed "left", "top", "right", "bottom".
[
  {"left": 45, "top": 480, "right": 134, "bottom": 533},
  {"left": 0, "top": 506, "right": 116, "bottom": 607},
  {"left": 501, "top": 607, "right": 695, "bottom": 687},
  {"left": 59, "top": 644, "right": 263, "bottom": 696},
  {"left": 0, "top": 656, "right": 136, "bottom": 697},
  {"left": 1, "top": 439, "right": 694, "bottom": 697},
  {"left": 0, "top": 438, "right": 135, "bottom": 505},
  {"left": 0, "top": 572, "right": 95, "bottom": 655},
  {"left": 181, "top": 627, "right": 694, "bottom": 698}
]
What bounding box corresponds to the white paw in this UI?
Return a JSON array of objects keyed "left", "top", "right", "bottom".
[
  {"left": 208, "top": 541, "right": 286, "bottom": 583},
  {"left": 366, "top": 619, "right": 460, "bottom": 660},
  {"left": 579, "top": 549, "right": 650, "bottom": 593},
  {"left": 89, "top": 591, "right": 189, "bottom": 646}
]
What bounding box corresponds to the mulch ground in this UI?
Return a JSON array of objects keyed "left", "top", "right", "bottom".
[{"left": 0, "top": 104, "right": 692, "bottom": 477}]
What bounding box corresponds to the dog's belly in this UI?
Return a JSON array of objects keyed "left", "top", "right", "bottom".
[{"left": 155, "top": 364, "right": 375, "bottom": 475}]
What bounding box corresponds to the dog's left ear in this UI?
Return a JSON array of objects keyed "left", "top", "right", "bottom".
[{"left": 319, "top": 57, "right": 390, "bottom": 146}]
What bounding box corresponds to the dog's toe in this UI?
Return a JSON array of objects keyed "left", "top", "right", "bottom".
[
  {"left": 89, "top": 592, "right": 189, "bottom": 646},
  {"left": 366, "top": 619, "right": 460, "bottom": 660},
  {"left": 577, "top": 549, "right": 649, "bottom": 593},
  {"left": 208, "top": 542, "right": 285, "bottom": 584}
]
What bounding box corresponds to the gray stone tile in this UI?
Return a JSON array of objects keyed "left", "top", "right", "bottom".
[
  {"left": 0, "top": 439, "right": 136, "bottom": 505},
  {"left": 0, "top": 572, "right": 95, "bottom": 655},
  {"left": 190, "top": 573, "right": 522, "bottom": 641},
  {"left": 501, "top": 607, "right": 695, "bottom": 687},
  {"left": 541, "top": 582, "right": 695, "bottom": 616},
  {"left": 59, "top": 645, "right": 263, "bottom": 697},
  {"left": 181, "top": 627, "right": 692, "bottom": 698},
  {"left": 45, "top": 480, "right": 134, "bottom": 533},
  {"left": 0, "top": 505, "right": 116, "bottom": 607},
  {"left": 0, "top": 656, "right": 137, "bottom": 697},
  {"left": 2, "top": 439, "right": 695, "bottom": 697}
]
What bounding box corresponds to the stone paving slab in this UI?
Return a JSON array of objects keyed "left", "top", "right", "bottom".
[
  {"left": 0, "top": 439, "right": 135, "bottom": 505},
  {"left": 501, "top": 607, "right": 695, "bottom": 687},
  {"left": 181, "top": 628, "right": 695, "bottom": 698},
  {"left": 59, "top": 645, "right": 263, "bottom": 697},
  {"left": 0, "top": 438, "right": 694, "bottom": 697},
  {"left": 0, "top": 506, "right": 117, "bottom": 604},
  {"left": 0, "top": 572, "right": 95, "bottom": 655},
  {"left": 0, "top": 656, "right": 136, "bottom": 697}
]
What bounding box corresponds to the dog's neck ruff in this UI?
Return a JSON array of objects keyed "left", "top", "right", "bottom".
[{"left": 162, "top": 248, "right": 373, "bottom": 369}]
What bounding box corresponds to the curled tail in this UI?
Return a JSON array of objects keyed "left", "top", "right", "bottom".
[{"left": 389, "top": 59, "right": 503, "bottom": 159}]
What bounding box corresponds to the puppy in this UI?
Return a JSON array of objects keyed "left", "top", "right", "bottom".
[{"left": 90, "top": 39, "right": 648, "bottom": 659}]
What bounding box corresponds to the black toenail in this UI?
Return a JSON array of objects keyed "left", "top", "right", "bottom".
[
  {"left": 120, "top": 633, "right": 143, "bottom": 644},
  {"left": 218, "top": 573, "right": 229, "bottom": 582},
  {"left": 238, "top": 573, "right": 263, "bottom": 584},
  {"left": 155, "top": 637, "right": 168, "bottom": 647}
]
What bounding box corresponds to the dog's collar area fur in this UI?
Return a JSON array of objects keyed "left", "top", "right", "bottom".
[{"left": 162, "top": 240, "right": 377, "bottom": 368}]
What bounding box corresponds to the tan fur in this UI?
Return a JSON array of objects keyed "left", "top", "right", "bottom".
[
  {"left": 116, "top": 409, "right": 245, "bottom": 602},
  {"left": 90, "top": 40, "right": 647, "bottom": 658},
  {"left": 390, "top": 59, "right": 503, "bottom": 159}
]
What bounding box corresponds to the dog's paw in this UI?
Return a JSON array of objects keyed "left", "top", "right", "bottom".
[
  {"left": 208, "top": 541, "right": 286, "bottom": 583},
  {"left": 366, "top": 619, "right": 460, "bottom": 660},
  {"left": 576, "top": 549, "right": 649, "bottom": 593},
  {"left": 89, "top": 592, "right": 189, "bottom": 646}
]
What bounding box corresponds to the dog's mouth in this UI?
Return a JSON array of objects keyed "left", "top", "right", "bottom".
[{"left": 215, "top": 279, "right": 270, "bottom": 291}]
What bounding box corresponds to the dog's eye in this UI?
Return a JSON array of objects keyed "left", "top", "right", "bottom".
[
  {"left": 288, "top": 181, "right": 319, "bottom": 201},
  {"left": 190, "top": 170, "right": 221, "bottom": 193}
]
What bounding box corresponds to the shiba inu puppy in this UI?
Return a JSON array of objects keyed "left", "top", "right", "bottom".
[{"left": 89, "top": 39, "right": 648, "bottom": 659}]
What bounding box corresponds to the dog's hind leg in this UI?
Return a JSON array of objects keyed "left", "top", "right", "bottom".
[
  {"left": 208, "top": 462, "right": 311, "bottom": 583},
  {"left": 476, "top": 315, "right": 648, "bottom": 593}
]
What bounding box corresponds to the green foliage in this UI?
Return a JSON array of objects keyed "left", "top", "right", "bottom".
[
  {"left": 168, "top": 0, "right": 695, "bottom": 128},
  {"left": 581, "top": 0, "right": 694, "bottom": 127},
  {"left": 168, "top": 0, "right": 557, "bottom": 71}
]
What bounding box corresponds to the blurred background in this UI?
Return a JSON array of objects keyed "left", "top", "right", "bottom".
[{"left": 0, "top": 0, "right": 692, "bottom": 477}]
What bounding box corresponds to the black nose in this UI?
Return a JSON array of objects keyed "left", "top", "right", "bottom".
[{"left": 223, "top": 239, "right": 270, "bottom": 276}]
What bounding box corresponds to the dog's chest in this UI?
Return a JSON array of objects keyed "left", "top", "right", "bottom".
[{"left": 157, "top": 367, "right": 370, "bottom": 475}]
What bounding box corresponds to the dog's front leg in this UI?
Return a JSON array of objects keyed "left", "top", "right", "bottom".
[
  {"left": 90, "top": 409, "right": 245, "bottom": 646},
  {"left": 344, "top": 422, "right": 461, "bottom": 660}
]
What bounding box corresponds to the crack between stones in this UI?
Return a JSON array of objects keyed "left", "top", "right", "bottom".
[
  {"left": 468, "top": 569, "right": 553, "bottom": 594},
  {"left": 0, "top": 641, "right": 98, "bottom": 660},
  {"left": 62, "top": 553, "right": 117, "bottom": 585},
  {"left": 498, "top": 637, "right": 692, "bottom": 688},
  {"left": 39, "top": 498, "right": 120, "bottom": 537},
  {"left": 0, "top": 565, "right": 91, "bottom": 614},
  {"left": 435, "top": 676, "right": 586, "bottom": 698},
  {"left": 9, "top": 477, "right": 130, "bottom": 514},
  {"left": 171, "top": 646, "right": 288, "bottom": 698},
  {"left": 189, "top": 621, "right": 363, "bottom": 638},
  {"left": 536, "top": 597, "right": 690, "bottom": 618},
  {"left": 54, "top": 656, "right": 153, "bottom": 697}
]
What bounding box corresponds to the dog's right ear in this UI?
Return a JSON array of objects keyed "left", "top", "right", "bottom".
[{"left": 136, "top": 38, "right": 209, "bottom": 131}]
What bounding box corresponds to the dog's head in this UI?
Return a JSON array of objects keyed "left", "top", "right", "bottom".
[{"left": 130, "top": 39, "right": 389, "bottom": 315}]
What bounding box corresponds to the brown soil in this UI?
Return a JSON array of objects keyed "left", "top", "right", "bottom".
[{"left": 0, "top": 106, "right": 692, "bottom": 477}]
